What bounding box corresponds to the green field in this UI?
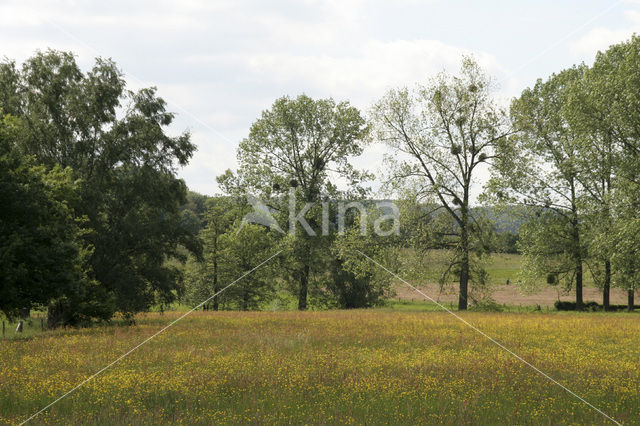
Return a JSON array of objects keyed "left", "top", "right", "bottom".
[
  {"left": 0, "top": 252, "right": 605, "bottom": 341},
  {"left": 403, "top": 250, "right": 600, "bottom": 288},
  {"left": 1, "top": 310, "right": 638, "bottom": 425},
  {"left": 1, "top": 252, "right": 634, "bottom": 425},
  {"left": 484, "top": 253, "right": 523, "bottom": 286}
]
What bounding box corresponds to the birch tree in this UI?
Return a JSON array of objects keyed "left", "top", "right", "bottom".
[{"left": 372, "top": 58, "right": 511, "bottom": 310}]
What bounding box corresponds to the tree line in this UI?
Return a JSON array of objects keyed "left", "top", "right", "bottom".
[
  {"left": 1, "top": 51, "right": 198, "bottom": 326},
  {"left": 2, "top": 37, "right": 640, "bottom": 326}
]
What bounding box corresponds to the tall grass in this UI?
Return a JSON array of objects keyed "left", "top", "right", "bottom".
[{"left": 1, "top": 310, "right": 637, "bottom": 424}]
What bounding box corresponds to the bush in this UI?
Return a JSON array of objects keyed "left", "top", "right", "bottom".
[
  {"left": 554, "top": 301, "right": 638, "bottom": 311},
  {"left": 469, "top": 300, "right": 504, "bottom": 312}
]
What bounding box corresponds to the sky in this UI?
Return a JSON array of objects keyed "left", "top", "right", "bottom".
[{"left": 1, "top": 0, "right": 639, "bottom": 197}]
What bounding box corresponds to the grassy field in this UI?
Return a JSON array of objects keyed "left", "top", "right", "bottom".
[
  {"left": 388, "top": 250, "right": 633, "bottom": 308},
  {"left": 0, "top": 315, "right": 47, "bottom": 341},
  {"left": 410, "top": 250, "right": 597, "bottom": 288},
  {"left": 400, "top": 250, "right": 521, "bottom": 286},
  {"left": 1, "top": 310, "right": 639, "bottom": 425},
  {"left": 484, "top": 253, "right": 522, "bottom": 286}
]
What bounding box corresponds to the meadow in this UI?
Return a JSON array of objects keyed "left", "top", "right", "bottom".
[
  {"left": 405, "top": 251, "right": 595, "bottom": 289},
  {"left": 1, "top": 309, "right": 639, "bottom": 425}
]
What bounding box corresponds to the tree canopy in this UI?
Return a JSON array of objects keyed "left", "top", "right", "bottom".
[
  {"left": 372, "top": 57, "right": 512, "bottom": 310},
  {"left": 0, "top": 50, "right": 199, "bottom": 324}
]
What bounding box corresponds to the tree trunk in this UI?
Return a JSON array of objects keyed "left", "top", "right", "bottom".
[
  {"left": 213, "top": 256, "right": 219, "bottom": 311},
  {"left": 603, "top": 260, "right": 611, "bottom": 311},
  {"left": 242, "top": 290, "right": 249, "bottom": 311},
  {"left": 458, "top": 204, "right": 469, "bottom": 311},
  {"left": 298, "top": 263, "right": 309, "bottom": 310},
  {"left": 571, "top": 215, "right": 584, "bottom": 311},
  {"left": 628, "top": 289, "right": 635, "bottom": 312},
  {"left": 46, "top": 301, "right": 66, "bottom": 329},
  {"left": 458, "top": 247, "right": 469, "bottom": 310},
  {"left": 297, "top": 235, "right": 312, "bottom": 311},
  {"left": 575, "top": 261, "right": 583, "bottom": 311}
]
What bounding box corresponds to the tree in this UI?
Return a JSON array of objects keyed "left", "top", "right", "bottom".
[
  {"left": 397, "top": 193, "right": 496, "bottom": 304},
  {"left": 0, "top": 50, "right": 199, "bottom": 324},
  {"left": 199, "top": 197, "right": 239, "bottom": 310},
  {"left": 180, "top": 191, "right": 211, "bottom": 236},
  {"left": 328, "top": 210, "right": 398, "bottom": 308},
  {"left": 585, "top": 35, "right": 640, "bottom": 310},
  {"left": 181, "top": 256, "right": 211, "bottom": 310},
  {"left": 0, "top": 114, "right": 106, "bottom": 322},
  {"left": 237, "top": 94, "right": 369, "bottom": 310},
  {"left": 515, "top": 209, "right": 582, "bottom": 296},
  {"left": 218, "top": 223, "right": 278, "bottom": 310},
  {"left": 372, "top": 58, "right": 511, "bottom": 310},
  {"left": 608, "top": 184, "right": 640, "bottom": 311},
  {"left": 489, "top": 66, "right": 590, "bottom": 310},
  {"left": 566, "top": 54, "right": 621, "bottom": 310}
]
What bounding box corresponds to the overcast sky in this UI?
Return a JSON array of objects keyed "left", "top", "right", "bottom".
[{"left": 1, "top": 0, "right": 638, "bottom": 196}]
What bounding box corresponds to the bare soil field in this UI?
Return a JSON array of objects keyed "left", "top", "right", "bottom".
[{"left": 393, "top": 282, "right": 630, "bottom": 306}]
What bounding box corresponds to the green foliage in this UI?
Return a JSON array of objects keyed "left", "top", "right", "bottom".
[
  {"left": 372, "top": 57, "right": 511, "bottom": 310},
  {"left": 516, "top": 211, "right": 581, "bottom": 293},
  {"left": 238, "top": 94, "right": 370, "bottom": 199},
  {"left": 493, "top": 231, "right": 519, "bottom": 254},
  {"left": 7, "top": 41, "right": 640, "bottom": 321},
  {"left": 327, "top": 212, "right": 398, "bottom": 308},
  {"left": 181, "top": 197, "right": 241, "bottom": 310},
  {"left": 180, "top": 256, "right": 211, "bottom": 308},
  {"left": 580, "top": 36, "right": 640, "bottom": 297},
  {"left": 180, "top": 191, "right": 212, "bottom": 235},
  {"left": 490, "top": 35, "right": 640, "bottom": 310},
  {"left": 0, "top": 50, "right": 199, "bottom": 324},
  {"left": 606, "top": 180, "right": 640, "bottom": 292},
  {"left": 0, "top": 115, "right": 101, "bottom": 321},
  {"left": 217, "top": 223, "right": 279, "bottom": 310},
  {"left": 236, "top": 94, "right": 370, "bottom": 310},
  {"left": 489, "top": 66, "right": 590, "bottom": 307}
]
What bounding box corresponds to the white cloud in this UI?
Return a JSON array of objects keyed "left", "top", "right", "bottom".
[
  {"left": 570, "top": 27, "right": 638, "bottom": 58},
  {"left": 625, "top": 9, "right": 640, "bottom": 24},
  {"left": 178, "top": 130, "right": 238, "bottom": 195},
  {"left": 1, "top": 0, "right": 634, "bottom": 196},
  {"left": 569, "top": 5, "right": 640, "bottom": 60},
  {"left": 174, "top": 38, "right": 504, "bottom": 195},
  {"left": 235, "top": 39, "right": 503, "bottom": 108}
]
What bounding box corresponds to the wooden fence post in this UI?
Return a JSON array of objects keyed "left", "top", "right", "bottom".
[{"left": 2, "top": 321, "right": 4, "bottom": 338}]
